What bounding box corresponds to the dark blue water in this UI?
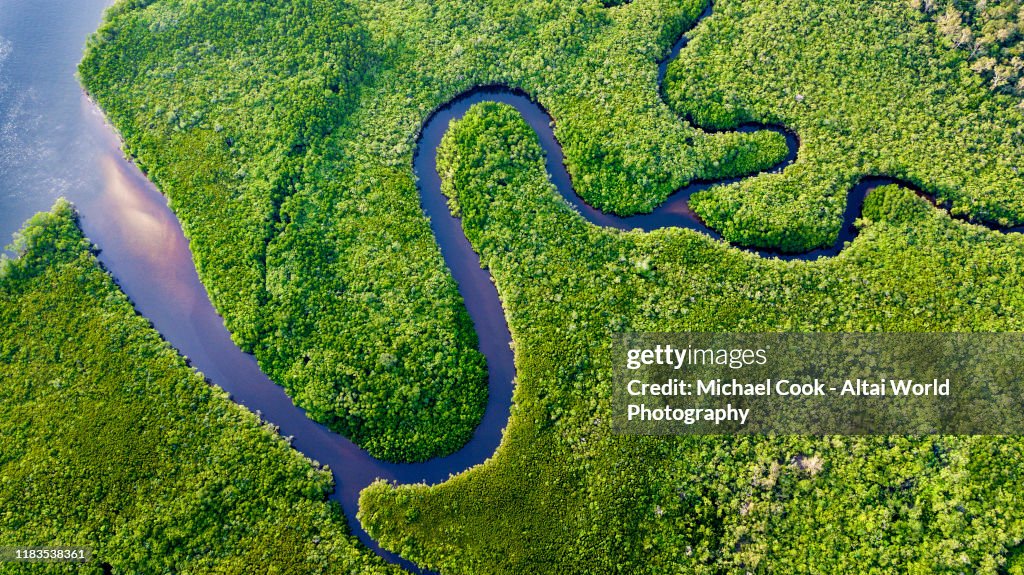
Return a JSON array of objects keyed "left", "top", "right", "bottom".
[
  {"left": 4, "top": 2, "right": 1022, "bottom": 574},
  {"left": 0, "top": 2, "right": 512, "bottom": 571},
  {"left": 0, "top": 1, "right": 436, "bottom": 570}
]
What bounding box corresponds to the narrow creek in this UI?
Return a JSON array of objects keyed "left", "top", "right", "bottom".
[{"left": 3, "top": 1, "right": 1022, "bottom": 573}]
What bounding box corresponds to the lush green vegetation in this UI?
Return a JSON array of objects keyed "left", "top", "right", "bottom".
[
  {"left": 915, "top": 0, "right": 1024, "bottom": 99},
  {"left": 80, "top": 0, "right": 1024, "bottom": 571},
  {"left": 359, "top": 102, "right": 1024, "bottom": 574},
  {"left": 79, "top": 0, "right": 788, "bottom": 461},
  {"left": 665, "top": 0, "right": 1024, "bottom": 251},
  {"left": 0, "top": 201, "right": 400, "bottom": 574}
]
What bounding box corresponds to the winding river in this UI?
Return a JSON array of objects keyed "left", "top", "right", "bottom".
[{"left": 3, "top": 1, "right": 1023, "bottom": 573}]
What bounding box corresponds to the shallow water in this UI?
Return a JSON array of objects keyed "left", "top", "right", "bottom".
[
  {"left": 4, "top": 2, "right": 1021, "bottom": 574},
  {"left": 0, "top": 2, "right": 511, "bottom": 571},
  {"left": 0, "top": 0, "right": 115, "bottom": 246},
  {"left": 0, "top": 0, "right": 420, "bottom": 569}
]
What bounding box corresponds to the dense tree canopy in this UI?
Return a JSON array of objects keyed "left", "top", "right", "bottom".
[
  {"left": 665, "top": 0, "right": 1024, "bottom": 251},
  {"left": 916, "top": 0, "right": 1024, "bottom": 99},
  {"left": 0, "top": 201, "right": 399, "bottom": 574},
  {"left": 80, "top": 0, "right": 795, "bottom": 461},
  {"left": 77, "top": 0, "right": 1024, "bottom": 571},
  {"left": 360, "top": 102, "right": 1024, "bottom": 574}
]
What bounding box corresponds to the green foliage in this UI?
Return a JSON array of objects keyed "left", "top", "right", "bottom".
[
  {"left": 79, "top": 0, "right": 489, "bottom": 462},
  {"left": 80, "top": 0, "right": 369, "bottom": 348},
  {"left": 916, "top": 0, "right": 1024, "bottom": 98},
  {"left": 0, "top": 203, "right": 400, "bottom": 574},
  {"left": 862, "top": 184, "right": 935, "bottom": 224},
  {"left": 0, "top": 199, "right": 91, "bottom": 282},
  {"left": 360, "top": 102, "right": 1024, "bottom": 574},
  {"left": 79, "top": 0, "right": 1024, "bottom": 568},
  {"left": 664, "top": 0, "right": 1024, "bottom": 251},
  {"left": 79, "top": 0, "right": 790, "bottom": 461}
]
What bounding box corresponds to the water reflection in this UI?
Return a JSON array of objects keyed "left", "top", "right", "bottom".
[
  {"left": 0, "top": 2, "right": 446, "bottom": 570},
  {"left": 84, "top": 97, "right": 193, "bottom": 301},
  {"left": 0, "top": 0, "right": 114, "bottom": 248}
]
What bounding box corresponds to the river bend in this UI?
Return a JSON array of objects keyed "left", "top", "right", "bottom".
[{"left": 9, "top": 1, "right": 1022, "bottom": 573}]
